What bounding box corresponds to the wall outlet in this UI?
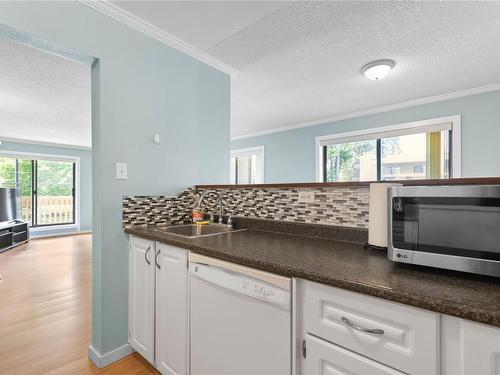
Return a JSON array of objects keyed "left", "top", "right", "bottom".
[
  {"left": 116, "top": 162, "right": 127, "bottom": 180},
  {"left": 298, "top": 191, "right": 315, "bottom": 203}
]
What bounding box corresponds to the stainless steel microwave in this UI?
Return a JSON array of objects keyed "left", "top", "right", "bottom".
[{"left": 388, "top": 185, "right": 500, "bottom": 277}]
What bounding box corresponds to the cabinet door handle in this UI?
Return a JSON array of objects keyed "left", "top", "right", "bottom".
[
  {"left": 341, "top": 316, "right": 384, "bottom": 334},
  {"left": 155, "top": 249, "right": 161, "bottom": 269},
  {"left": 144, "top": 246, "right": 151, "bottom": 265}
]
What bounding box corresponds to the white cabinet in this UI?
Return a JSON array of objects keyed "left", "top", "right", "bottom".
[
  {"left": 155, "top": 243, "right": 189, "bottom": 375},
  {"left": 441, "top": 315, "right": 500, "bottom": 375},
  {"left": 128, "top": 236, "right": 188, "bottom": 374},
  {"left": 128, "top": 236, "right": 155, "bottom": 363},
  {"left": 303, "top": 334, "right": 405, "bottom": 375},
  {"left": 299, "top": 279, "right": 439, "bottom": 375},
  {"left": 127, "top": 236, "right": 499, "bottom": 375}
]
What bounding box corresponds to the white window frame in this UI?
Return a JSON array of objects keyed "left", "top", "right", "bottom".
[
  {"left": 230, "top": 145, "right": 265, "bottom": 184},
  {"left": 315, "top": 115, "right": 462, "bottom": 182},
  {"left": 0, "top": 149, "right": 81, "bottom": 231}
]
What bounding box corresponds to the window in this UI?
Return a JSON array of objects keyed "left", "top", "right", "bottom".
[
  {"left": 230, "top": 146, "right": 264, "bottom": 184},
  {"left": 316, "top": 116, "right": 461, "bottom": 182},
  {"left": 323, "top": 139, "right": 377, "bottom": 182},
  {"left": 0, "top": 155, "right": 77, "bottom": 227}
]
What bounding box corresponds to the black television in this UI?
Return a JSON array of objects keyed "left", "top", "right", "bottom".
[{"left": 0, "top": 188, "right": 22, "bottom": 224}]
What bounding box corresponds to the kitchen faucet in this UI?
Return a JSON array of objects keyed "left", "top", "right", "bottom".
[{"left": 196, "top": 190, "right": 224, "bottom": 224}]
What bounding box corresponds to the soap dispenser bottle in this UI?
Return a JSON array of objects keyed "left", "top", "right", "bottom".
[{"left": 192, "top": 207, "right": 203, "bottom": 223}]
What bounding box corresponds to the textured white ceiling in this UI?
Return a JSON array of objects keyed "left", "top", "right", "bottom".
[
  {"left": 6, "top": 1, "right": 500, "bottom": 144},
  {"left": 206, "top": 1, "right": 500, "bottom": 137},
  {"left": 109, "top": 1, "right": 289, "bottom": 51},
  {"left": 0, "top": 36, "right": 91, "bottom": 148},
  {"left": 109, "top": 1, "right": 500, "bottom": 138}
]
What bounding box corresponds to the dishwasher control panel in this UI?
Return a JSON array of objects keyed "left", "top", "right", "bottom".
[
  {"left": 191, "top": 262, "right": 291, "bottom": 310},
  {"left": 242, "top": 280, "right": 276, "bottom": 299}
]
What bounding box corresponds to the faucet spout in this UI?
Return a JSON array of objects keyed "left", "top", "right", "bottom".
[{"left": 196, "top": 190, "right": 224, "bottom": 223}]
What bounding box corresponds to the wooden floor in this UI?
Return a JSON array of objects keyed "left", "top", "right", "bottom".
[{"left": 0, "top": 234, "right": 159, "bottom": 375}]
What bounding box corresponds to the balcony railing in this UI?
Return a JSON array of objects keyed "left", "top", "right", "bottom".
[{"left": 22, "top": 196, "right": 74, "bottom": 225}]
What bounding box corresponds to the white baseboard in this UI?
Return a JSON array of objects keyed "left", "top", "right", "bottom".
[
  {"left": 88, "top": 343, "right": 135, "bottom": 368},
  {"left": 31, "top": 230, "right": 92, "bottom": 239}
]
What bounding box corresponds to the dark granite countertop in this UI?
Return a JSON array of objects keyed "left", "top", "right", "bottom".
[{"left": 125, "top": 225, "right": 500, "bottom": 328}]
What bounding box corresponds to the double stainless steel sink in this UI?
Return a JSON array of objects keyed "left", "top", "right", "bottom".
[{"left": 162, "top": 224, "right": 244, "bottom": 238}]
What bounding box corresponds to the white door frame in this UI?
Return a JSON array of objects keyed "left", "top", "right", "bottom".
[{"left": 230, "top": 145, "right": 265, "bottom": 184}]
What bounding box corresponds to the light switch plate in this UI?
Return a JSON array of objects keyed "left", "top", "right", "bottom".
[
  {"left": 116, "top": 162, "right": 127, "bottom": 180},
  {"left": 298, "top": 191, "right": 315, "bottom": 203}
]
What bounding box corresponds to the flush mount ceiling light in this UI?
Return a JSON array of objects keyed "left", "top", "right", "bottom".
[{"left": 361, "top": 59, "right": 395, "bottom": 80}]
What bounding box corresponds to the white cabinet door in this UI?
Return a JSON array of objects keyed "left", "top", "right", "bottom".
[
  {"left": 302, "top": 334, "right": 405, "bottom": 375},
  {"left": 442, "top": 315, "right": 500, "bottom": 375},
  {"left": 128, "top": 236, "right": 156, "bottom": 364},
  {"left": 155, "top": 243, "right": 189, "bottom": 375}
]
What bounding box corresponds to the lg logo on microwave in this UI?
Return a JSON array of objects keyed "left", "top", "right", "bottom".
[{"left": 395, "top": 251, "right": 412, "bottom": 261}]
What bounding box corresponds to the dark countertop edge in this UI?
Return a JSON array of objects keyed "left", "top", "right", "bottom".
[
  {"left": 124, "top": 227, "right": 499, "bottom": 328},
  {"left": 195, "top": 176, "right": 500, "bottom": 189}
]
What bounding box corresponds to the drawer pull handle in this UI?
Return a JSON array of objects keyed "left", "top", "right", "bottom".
[{"left": 341, "top": 316, "right": 384, "bottom": 335}]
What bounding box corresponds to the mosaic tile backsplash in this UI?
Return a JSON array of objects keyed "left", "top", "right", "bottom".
[{"left": 123, "top": 185, "right": 370, "bottom": 229}]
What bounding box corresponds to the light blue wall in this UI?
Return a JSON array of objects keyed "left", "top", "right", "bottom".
[
  {"left": 0, "top": 1, "right": 229, "bottom": 355},
  {"left": 232, "top": 89, "right": 500, "bottom": 182},
  {"left": 0, "top": 141, "right": 92, "bottom": 232}
]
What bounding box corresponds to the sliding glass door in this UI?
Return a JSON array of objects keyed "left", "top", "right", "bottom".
[
  {"left": 0, "top": 156, "right": 76, "bottom": 227},
  {"left": 34, "top": 160, "right": 76, "bottom": 226}
]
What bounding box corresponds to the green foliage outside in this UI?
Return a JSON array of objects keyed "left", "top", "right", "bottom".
[
  {"left": 325, "top": 138, "right": 401, "bottom": 182},
  {"left": 0, "top": 157, "right": 73, "bottom": 196},
  {"left": 325, "top": 141, "right": 375, "bottom": 182},
  {"left": 37, "top": 160, "right": 73, "bottom": 196}
]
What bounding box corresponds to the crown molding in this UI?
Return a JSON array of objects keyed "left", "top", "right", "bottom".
[
  {"left": 0, "top": 23, "right": 95, "bottom": 66},
  {"left": 0, "top": 137, "right": 91, "bottom": 151},
  {"left": 231, "top": 82, "right": 500, "bottom": 141},
  {"left": 78, "top": 0, "right": 238, "bottom": 76}
]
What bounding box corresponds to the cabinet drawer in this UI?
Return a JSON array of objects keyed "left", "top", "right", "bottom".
[
  {"left": 303, "top": 334, "right": 405, "bottom": 375},
  {"left": 300, "top": 280, "right": 439, "bottom": 375}
]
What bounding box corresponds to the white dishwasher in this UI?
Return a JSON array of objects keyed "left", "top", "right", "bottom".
[{"left": 189, "top": 253, "right": 292, "bottom": 375}]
